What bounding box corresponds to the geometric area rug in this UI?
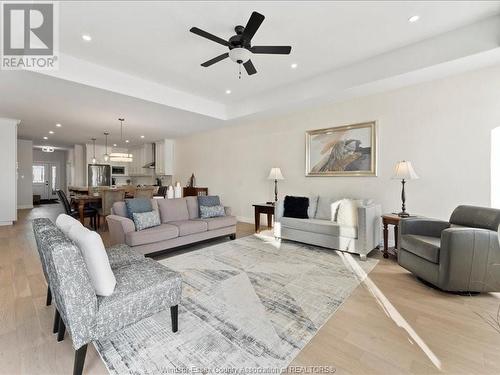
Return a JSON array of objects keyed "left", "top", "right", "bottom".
[{"left": 94, "top": 234, "right": 378, "bottom": 374}]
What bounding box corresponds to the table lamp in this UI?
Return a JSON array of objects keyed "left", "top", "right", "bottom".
[
  {"left": 268, "top": 167, "right": 284, "bottom": 202},
  {"left": 392, "top": 161, "right": 419, "bottom": 217}
]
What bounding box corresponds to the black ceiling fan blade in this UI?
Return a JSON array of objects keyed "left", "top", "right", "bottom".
[
  {"left": 243, "top": 60, "right": 257, "bottom": 75},
  {"left": 242, "top": 11, "right": 265, "bottom": 41},
  {"left": 190, "top": 27, "right": 229, "bottom": 47},
  {"left": 201, "top": 53, "right": 229, "bottom": 67},
  {"left": 250, "top": 46, "right": 292, "bottom": 54}
]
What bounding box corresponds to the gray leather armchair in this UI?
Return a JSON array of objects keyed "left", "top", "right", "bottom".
[{"left": 398, "top": 205, "right": 500, "bottom": 292}]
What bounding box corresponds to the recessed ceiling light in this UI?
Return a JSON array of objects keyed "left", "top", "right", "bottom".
[
  {"left": 43, "top": 136, "right": 48, "bottom": 140},
  {"left": 125, "top": 140, "right": 129, "bottom": 143},
  {"left": 225, "top": 89, "right": 231, "bottom": 94},
  {"left": 291, "top": 63, "right": 298, "bottom": 69},
  {"left": 49, "top": 130, "right": 54, "bottom": 134},
  {"left": 55, "top": 123, "right": 61, "bottom": 127},
  {"left": 408, "top": 15, "right": 420, "bottom": 23},
  {"left": 140, "top": 135, "right": 145, "bottom": 139},
  {"left": 113, "top": 143, "right": 117, "bottom": 147},
  {"left": 82, "top": 34, "right": 92, "bottom": 41}
]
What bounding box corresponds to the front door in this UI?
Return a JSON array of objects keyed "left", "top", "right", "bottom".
[{"left": 33, "top": 162, "right": 60, "bottom": 200}]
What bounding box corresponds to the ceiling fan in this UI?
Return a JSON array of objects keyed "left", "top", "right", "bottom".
[{"left": 190, "top": 11, "right": 292, "bottom": 77}]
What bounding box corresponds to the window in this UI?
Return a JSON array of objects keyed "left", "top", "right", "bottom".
[{"left": 33, "top": 165, "right": 45, "bottom": 183}]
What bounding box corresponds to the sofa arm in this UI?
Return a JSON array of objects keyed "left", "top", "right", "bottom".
[
  {"left": 224, "top": 206, "right": 232, "bottom": 216},
  {"left": 357, "top": 204, "right": 382, "bottom": 253},
  {"left": 439, "top": 227, "right": 500, "bottom": 291},
  {"left": 106, "top": 215, "right": 135, "bottom": 246},
  {"left": 274, "top": 200, "right": 284, "bottom": 221},
  {"left": 400, "top": 218, "right": 450, "bottom": 238}
]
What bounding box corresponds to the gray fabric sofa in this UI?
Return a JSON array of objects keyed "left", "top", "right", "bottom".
[
  {"left": 274, "top": 197, "right": 381, "bottom": 259},
  {"left": 107, "top": 196, "right": 237, "bottom": 255},
  {"left": 399, "top": 205, "right": 500, "bottom": 292},
  {"left": 32, "top": 218, "right": 182, "bottom": 375}
]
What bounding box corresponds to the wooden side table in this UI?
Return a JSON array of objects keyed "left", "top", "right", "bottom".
[
  {"left": 382, "top": 214, "right": 401, "bottom": 259},
  {"left": 252, "top": 204, "right": 275, "bottom": 233}
]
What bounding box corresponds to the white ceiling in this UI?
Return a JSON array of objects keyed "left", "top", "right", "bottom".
[
  {"left": 2, "top": 1, "right": 500, "bottom": 147},
  {"left": 2, "top": 71, "right": 221, "bottom": 147},
  {"left": 59, "top": 1, "right": 500, "bottom": 102}
]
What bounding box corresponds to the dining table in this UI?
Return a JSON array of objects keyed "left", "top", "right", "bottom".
[{"left": 71, "top": 195, "right": 102, "bottom": 224}]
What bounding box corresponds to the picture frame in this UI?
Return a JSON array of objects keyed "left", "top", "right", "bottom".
[{"left": 305, "top": 121, "right": 377, "bottom": 176}]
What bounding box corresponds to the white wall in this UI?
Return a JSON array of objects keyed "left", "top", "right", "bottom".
[
  {"left": 0, "top": 118, "right": 18, "bottom": 225},
  {"left": 17, "top": 139, "right": 33, "bottom": 209},
  {"left": 174, "top": 65, "right": 500, "bottom": 223}
]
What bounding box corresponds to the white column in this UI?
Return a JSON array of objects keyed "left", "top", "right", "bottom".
[{"left": 0, "top": 118, "right": 20, "bottom": 225}]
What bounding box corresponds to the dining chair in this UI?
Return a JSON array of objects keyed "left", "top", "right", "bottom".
[
  {"left": 56, "top": 190, "right": 98, "bottom": 230},
  {"left": 134, "top": 187, "right": 155, "bottom": 199},
  {"left": 98, "top": 189, "right": 125, "bottom": 229}
]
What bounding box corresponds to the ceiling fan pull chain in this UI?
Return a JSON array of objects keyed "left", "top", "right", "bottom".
[{"left": 238, "top": 64, "right": 241, "bottom": 79}]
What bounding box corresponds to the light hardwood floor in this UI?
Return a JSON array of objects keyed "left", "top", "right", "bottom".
[{"left": 2, "top": 204, "right": 500, "bottom": 374}]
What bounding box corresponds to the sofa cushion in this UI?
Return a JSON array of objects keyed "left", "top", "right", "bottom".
[
  {"left": 401, "top": 234, "right": 441, "bottom": 264},
  {"left": 185, "top": 196, "right": 199, "bottom": 219},
  {"left": 199, "top": 215, "right": 237, "bottom": 231},
  {"left": 170, "top": 220, "right": 208, "bottom": 236},
  {"left": 315, "top": 197, "right": 342, "bottom": 220},
  {"left": 125, "top": 224, "right": 179, "bottom": 246},
  {"left": 55, "top": 213, "right": 81, "bottom": 235},
  {"left": 132, "top": 210, "right": 161, "bottom": 231},
  {"left": 125, "top": 198, "right": 152, "bottom": 219},
  {"left": 95, "top": 259, "right": 182, "bottom": 339},
  {"left": 157, "top": 198, "right": 189, "bottom": 222},
  {"left": 200, "top": 205, "right": 226, "bottom": 219},
  {"left": 307, "top": 195, "right": 319, "bottom": 219},
  {"left": 280, "top": 217, "right": 357, "bottom": 238},
  {"left": 68, "top": 225, "right": 116, "bottom": 296}
]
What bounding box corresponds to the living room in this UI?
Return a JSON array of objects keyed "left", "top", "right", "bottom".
[{"left": 1, "top": 1, "right": 500, "bottom": 374}]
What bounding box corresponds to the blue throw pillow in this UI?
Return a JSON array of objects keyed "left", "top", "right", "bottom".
[
  {"left": 125, "top": 198, "right": 152, "bottom": 219},
  {"left": 200, "top": 205, "right": 225, "bottom": 219},
  {"left": 132, "top": 211, "right": 161, "bottom": 231},
  {"left": 197, "top": 195, "right": 220, "bottom": 207}
]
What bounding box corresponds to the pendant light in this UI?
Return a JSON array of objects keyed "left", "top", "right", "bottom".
[
  {"left": 109, "top": 118, "right": 133, "bottom": 162},
  {"left": 103, "top": 132, "right": 110, "bottom": 162},
  {"left": 91, "top": 138, "right": 97, "bottom": 164}
]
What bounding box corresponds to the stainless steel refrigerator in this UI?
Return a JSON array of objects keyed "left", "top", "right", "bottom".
[{"left": 88, "top": 164, "right": 111, "bottom": 187}]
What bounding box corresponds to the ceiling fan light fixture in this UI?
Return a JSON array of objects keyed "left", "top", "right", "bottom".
[{"left": 229, "top": 47, "right": 251, "bottom": 64}]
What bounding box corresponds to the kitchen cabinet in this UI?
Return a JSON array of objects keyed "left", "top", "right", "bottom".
[
  {"left": 129, "top": 144, "right": 154, "bottom": 177},
  {"left": 155, "top": 139, "right": 174, "bottom": 176}
]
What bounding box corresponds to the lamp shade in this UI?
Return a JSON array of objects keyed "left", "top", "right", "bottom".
[
  {"left": 268, "top": 167, "right": 284, "bottom": 180},
  {"left": 392, "top": 160, "right": 419, "bottom": 180}
]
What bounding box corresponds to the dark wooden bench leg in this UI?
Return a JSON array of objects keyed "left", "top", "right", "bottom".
[
  {"left": 46, "top": 286, "right": 52, "bottom": 306},
  {"left": 73, "top": 345, "right": 88, "bottom": 375},
  {"left": 57, "top": 316, "right": 66, "bottom": 341},
  {"left": 170, "top": 305, "right": 178, "bottom": 333},
  {"left": 53, "top": 309, "right": 60, "bottom": 334}
]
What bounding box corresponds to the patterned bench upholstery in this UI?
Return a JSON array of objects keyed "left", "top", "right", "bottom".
[{"left": 32, "top": 218, "right": 182, "bottom": 375}]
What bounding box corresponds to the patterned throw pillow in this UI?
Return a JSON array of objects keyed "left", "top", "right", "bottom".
[
  {"left": 200, "top": 205, "right": 226, "bottom": 219},
  {"left": 132, "top": 210, "right": 161, "bottom": 231}
]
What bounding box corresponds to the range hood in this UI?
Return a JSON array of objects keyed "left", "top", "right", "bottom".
[{"left": 143, "top": 143, "right": 156, "bottom": 169}]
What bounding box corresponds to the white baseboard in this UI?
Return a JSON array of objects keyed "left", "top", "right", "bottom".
[
  {"left": 17, "top": 204, "right": 33, "bottom": 209},
  {"left": 0, "top": 221, "right": 13, "bottom": 226},
  {"left": 236, "top": 216, "right": 254, "bottom": 224}
]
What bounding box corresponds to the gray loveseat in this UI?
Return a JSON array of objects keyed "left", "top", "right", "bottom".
[
  {"left": 107, "top": 196, "right": 237, "bottom": 255},
  {"left": 32, "top": 218, "right": 182, "bottom": 375},
  {"left": 274, "top": 197, "right": 381, "bottom": 259},
  {"left": 399, "top": 205, "right": 500, "bottom": 292}
]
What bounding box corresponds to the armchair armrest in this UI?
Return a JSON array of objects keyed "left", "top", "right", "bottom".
[
  {"left": 439, "top": 227, "right": 500, "bottom": 291},
  {"left": 357, "top": 203, "right": 382, "bottom": 253},
  {"left": 400, "top": 218, "right": 450, "bottom": 238},
  {"left": 106, "top": 215, "right": 135, "bottom": 246},
  {"left": 224, "top": 206, "right": 232, "bottom": 216}
]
